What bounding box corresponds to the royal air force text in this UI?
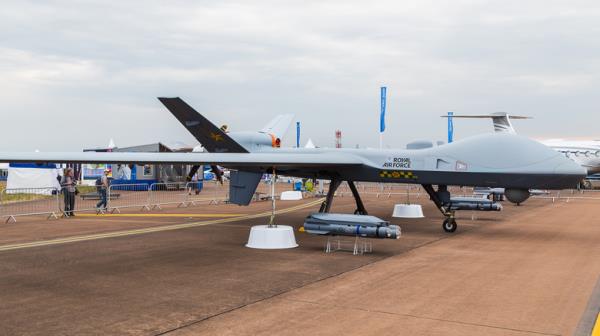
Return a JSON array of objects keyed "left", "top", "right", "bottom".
[{"left": 383, "top": 158, "right": 411, "bottom": 169}]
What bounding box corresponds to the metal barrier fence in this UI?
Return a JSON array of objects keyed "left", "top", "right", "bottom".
[
  {"left": 148, "top": 183, "right": 188, "bottom": 209},
  {"left": 531, "top": 189, "right": 600, "bottom": 203},
  {"left": 3, "top": 180, "right": 599, "bottom": 223},
  {"left": 186, "top": 180, "right": 230, "bottom": 205},
  {"left": 108, "top": 184, "right": 151, "bottom": 213},
  {"left": 0, "top": 187, "right": 61, "bottom": 223},
  {"left": 63, "top": 188, "right": 106, "bottom": 215}
]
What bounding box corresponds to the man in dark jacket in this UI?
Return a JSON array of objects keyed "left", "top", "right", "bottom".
[{"left": 61, "top": 168, "right": 76, "bottom": 217}]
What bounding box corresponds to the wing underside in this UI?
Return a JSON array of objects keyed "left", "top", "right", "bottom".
[{"left": 0, "top": 151, "right": 363, "bottom": 169}]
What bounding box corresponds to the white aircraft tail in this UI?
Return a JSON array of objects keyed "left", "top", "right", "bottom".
[
  {"left": 260, "top": 114, "right": 295, "bottom": 139},
  {"left": 442, "top": 112, "right": 530, "bottom": 133}
]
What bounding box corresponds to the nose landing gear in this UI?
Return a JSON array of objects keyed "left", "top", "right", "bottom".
[
  {"left": 422, "top": 184, "right": 458, "bottom": 233},
  {"left": 442, "top": 217, "right": 457, "bottom": 233}
]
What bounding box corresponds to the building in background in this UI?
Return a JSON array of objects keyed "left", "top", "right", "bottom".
[
  {"left": 0, "top": 163, "right": 9, "bottom": 181},
  {"left": 83, "top": 142, "right": 198, "bottom": 186}
]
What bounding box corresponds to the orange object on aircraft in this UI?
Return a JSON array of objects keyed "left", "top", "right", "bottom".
[{"left": 269, "top": 134, "right": 281, "bottom": 148}]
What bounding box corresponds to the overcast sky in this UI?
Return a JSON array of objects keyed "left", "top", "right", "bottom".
[{"left": 1, "top": 0, "right": 599, "bottom": 151}]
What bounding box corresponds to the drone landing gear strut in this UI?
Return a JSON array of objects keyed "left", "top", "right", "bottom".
[
  {"left": 319, "top": 179, "right": 368, "bottom": 215},
  {"left": 422, "top": 184, "right": 457, "bottom": 233}
]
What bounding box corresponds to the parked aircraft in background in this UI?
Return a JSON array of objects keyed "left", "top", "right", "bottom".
[
  {"left": 445, "top": 112, "right": 600, "bottom": 175},
  {"left": 160, "top": 98, "right": 294, "bottom": 182},
  {"left": 539, "top": 138, "right": 600, "bottom": 176},
  {"left": 0, "top": 98, "right": 587, "bottom": 233}
]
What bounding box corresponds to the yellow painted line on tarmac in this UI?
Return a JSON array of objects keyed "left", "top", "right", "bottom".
[
  {"left": 592, "top": 313, "right": 600, "bottom": 336},
  {"left": 76, "top": 213, "right": 245, "bottom": 218},
  {"left": 0, "top": 199, "right": 324, "bottom": 252}
]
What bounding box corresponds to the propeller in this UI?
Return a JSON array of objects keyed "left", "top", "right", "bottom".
[
  {"left": 211, "top": 165, "right": 224, "bottom": 184},
  {"left": 187, "top": 165, "right": 201, "bottom": 182},
  {"left": 187, "top": 165, "right": 223, "bottom": 184}
]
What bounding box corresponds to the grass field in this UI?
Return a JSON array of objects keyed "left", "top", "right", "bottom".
[
  {"left": 0, "top": 183, "right": 101, "bottom": 203},
  {"left": 1, "top": 181, "right": 50, "bottom": 202},
  {"left": 76, "top": 185, "right": 97, "bottom": 194},
  {"left": 1, "top": 193, "right": 54, "bottom": 203}
]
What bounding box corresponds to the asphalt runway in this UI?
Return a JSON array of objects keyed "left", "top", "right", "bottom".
[{"left": 0, "top": 193, "right": 599, "bottom": 335}]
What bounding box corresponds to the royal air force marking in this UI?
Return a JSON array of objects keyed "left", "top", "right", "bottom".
[
  {"left": 380, "top": 157, "right": 418, "bottom": 179},
  {"left": 383, "top": 157, "right": 411, "bottom": 169}
]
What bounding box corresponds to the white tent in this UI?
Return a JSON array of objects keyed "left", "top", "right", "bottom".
[
  {"left": 6, "top": 163, "right": 61, "bottom": 194},
  {"left": 0, "top": 163, "right": 8, "bottom": 170},
  {"left": 305, "top": 138, "right": 316, "bottom": 149}
]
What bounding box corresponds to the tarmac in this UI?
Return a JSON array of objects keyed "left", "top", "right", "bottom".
[{"left": 0, "top": 191, "right": 599, "bottom": 335}]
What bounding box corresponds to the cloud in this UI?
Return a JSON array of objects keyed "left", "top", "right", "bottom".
[
  {"left": 0, "top": 48, "right": 103, "bottom": 85},
  {"left": 0, "top": 0, "right": 599, "bottom": 151}
]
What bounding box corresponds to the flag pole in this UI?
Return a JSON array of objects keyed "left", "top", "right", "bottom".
[
  {"left": 447, "top": 111, "right": 454, "bottom": 143},
  {"left": 380, "top": 86, "right": 387, "bottom": 149}
]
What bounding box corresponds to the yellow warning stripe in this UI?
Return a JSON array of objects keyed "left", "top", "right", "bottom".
[
  {"left": 0, "top": 199, "right": 324, "bottom": 252},
  {"left": 76, "top": 213, "right": 245, "bottom": 218},
  {"left": 379, "top": 170, "right": 418, "bottom": 179},
  {"left": 592, "top": 313, "right": 600, "bottom": 336}
]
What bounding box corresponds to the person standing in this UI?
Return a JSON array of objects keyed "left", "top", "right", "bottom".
[
  {"left": 192, "top": 171, "right": 200, "bottom": 195},
  {"left": 96, "top": 169, "right": 110, "bottom": 211},
  {"left": 61, "top": 168, "right": 76, "bottom": 217}
]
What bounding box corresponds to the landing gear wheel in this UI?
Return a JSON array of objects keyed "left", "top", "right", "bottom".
[{"left": 443, "top": 218, "right": 457, "bottom": 233}]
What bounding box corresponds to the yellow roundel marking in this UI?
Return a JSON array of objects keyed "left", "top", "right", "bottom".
[{"left": 210, "top": 132, "right": 224, "bottom": 142}]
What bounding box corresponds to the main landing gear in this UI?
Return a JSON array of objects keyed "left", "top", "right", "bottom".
[
  {"left": 319, "top": 181, "right": 457, "bottom": 233},
  {"left": 319, "top": 179, "right": 368, "bottom": 216},
  {"left": 422, "top": 184, "right": 457, "bottom": 233}
]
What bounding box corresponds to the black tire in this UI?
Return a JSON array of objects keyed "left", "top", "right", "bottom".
[{"left": 443, "top": 218, "right": 457, "bottom": 233}]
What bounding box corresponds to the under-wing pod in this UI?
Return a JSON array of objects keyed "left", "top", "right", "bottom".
[
  {"left": 303, "top": 213, "right": 401, "bottom": 239},
  {"left": 504, "top": 188, "right": 531, "bottom": 205},
  {"left": 447, "top": 196, "right": 502, "bottom": 211}
]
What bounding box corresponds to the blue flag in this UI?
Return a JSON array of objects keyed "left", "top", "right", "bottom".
[
  {"left": 447, "top": 111, "right": 454, "bottom": 143},
  {"left": 380, "top": 87, "right": 387, "bottom": 133},
  {"left": 296, "top": 122, "right": 300, "bottom": 148}
]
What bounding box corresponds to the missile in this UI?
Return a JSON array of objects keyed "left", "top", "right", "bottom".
[
  {"left": 302, "top": 213, "right": 401, "bottom": 239},
  {"left": 446, "top": 196, "right": 502, "bottom": 211}
]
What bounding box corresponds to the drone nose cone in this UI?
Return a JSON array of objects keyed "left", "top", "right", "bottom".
[
  {"left": 549, "top": 155, "right": 588, "bottom": 189},
  {"left": 554, "top": 156, "right": 587, "bottom": 176}
]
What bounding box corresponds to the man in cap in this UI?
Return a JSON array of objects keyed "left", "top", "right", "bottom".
[{"left": 96, "top": 169, "right": 110, "bottom": 212}]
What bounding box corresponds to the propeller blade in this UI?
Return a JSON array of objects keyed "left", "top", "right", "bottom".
[{"left": 211, "top": 165, "right": 224, "bottom": 184}]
